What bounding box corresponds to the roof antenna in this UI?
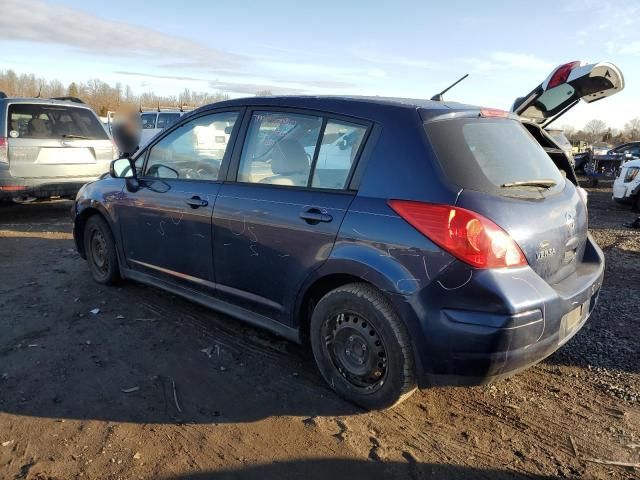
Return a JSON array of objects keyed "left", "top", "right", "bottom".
[{"left": 430, "top": 73, "right": 469, "bottom": 102}]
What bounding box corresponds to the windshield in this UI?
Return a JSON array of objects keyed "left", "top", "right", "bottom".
[
  {"left": 424, "top": 118, "right": 564, "bottom": 195},
  {"left": 8, "top": 103, "right": 109, "bottom": 140}
]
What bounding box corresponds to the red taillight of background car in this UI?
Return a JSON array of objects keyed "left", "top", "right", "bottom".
[
  {"left": 0, "top": 137, "right": 8, "bottom": 164},
  {"left": 547, "top": 61, "right": 581, "bottom": 89},
  {"left": 388, "top": 200, "right": 528, "bottom": 269}
]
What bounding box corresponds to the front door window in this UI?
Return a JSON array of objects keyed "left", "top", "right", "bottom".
[{"left": 145, "top": 111, "right": 239, "bottom": 181}]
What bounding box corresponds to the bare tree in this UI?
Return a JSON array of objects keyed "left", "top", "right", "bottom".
[
  {"left": 584, "top": 119, "right": 607, "bottom": 143},
  {"left": 0, "top": 68, "right": 229, "bottom": 115},
  {"left": 624, "top": 117, "right": 640, "bottom": 140},
  {"left": 561, "top": 124, "right": 576, "bottom": 141}
]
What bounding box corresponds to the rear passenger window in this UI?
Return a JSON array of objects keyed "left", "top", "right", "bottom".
[
  {"left": 238, "top": 112, "right": 322, "bottom": 186},
  {"left": 141, "top": 114, "right": 156, "bottom": 129},
  {"left": 311, "top": 120, "right": 366, "bottom": 189},
  {"left": 157, "top": 113, "right": 180, "bottom": 129}
]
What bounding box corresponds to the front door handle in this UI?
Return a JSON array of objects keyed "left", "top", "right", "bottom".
[
  {"left": 300, "top": 207, "right": 332, "bottom": 224},
  {"left": 185, "top": 196, "right": 208, "bottom": 209}
]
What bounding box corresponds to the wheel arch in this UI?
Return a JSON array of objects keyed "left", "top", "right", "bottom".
[
  {"left": 294, "top": 253, "right": 414, "bottom": 344},
  {"left": 296, "top": 273, "right": 368, "bottom": 343}
]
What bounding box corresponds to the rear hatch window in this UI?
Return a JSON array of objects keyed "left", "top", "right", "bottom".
[
  {"left": 424, "top": 118, "right": 564, "bottom": 196},
  {"left": 8, "top": 103, "right": 108, "bottom": 141}
]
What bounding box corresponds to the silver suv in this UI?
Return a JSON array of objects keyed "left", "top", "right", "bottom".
[{"left": 0, "top": 94, "right": 116, "bottom": 202}]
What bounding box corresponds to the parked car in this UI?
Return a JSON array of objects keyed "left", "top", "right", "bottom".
[
  {"left": 574, "top": 141, "right": 640, "bottom": 178},
  {"left": 0, "top": 94, "right": 117, "bottom": 202},
  {"left": 607, "top": 141, "right": 640, "bottom": 159},
  {"left": 612, "top": 158, "right": 640, "bottom": 210},
  {"left": 73, "top": 60, "right": 621, "bottom": 409}
]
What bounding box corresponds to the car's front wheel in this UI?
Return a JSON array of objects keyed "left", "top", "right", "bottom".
[
  {"left": 310, "top": 283, "right": 417, "bottom": 409},
  {"left": 84, "top": 215, "right": 120, "bottom": 285}
]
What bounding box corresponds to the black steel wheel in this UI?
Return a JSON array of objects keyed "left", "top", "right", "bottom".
[
  {"left": 327, "top": 312, "right": 388, "bottom": 392},
  {"left": 84, "top": 215, "right": 120, "bottom": 285},
  {"left": 310, "top": 283, "right": 416, "bottom": 409}
]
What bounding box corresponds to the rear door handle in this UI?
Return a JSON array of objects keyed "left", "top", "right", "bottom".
[
  {"left": 185, "top": 196, "right": 208, "bottom": 208},
  {"left": 300, "top": 207, "right": 332, "bottom": 224}
]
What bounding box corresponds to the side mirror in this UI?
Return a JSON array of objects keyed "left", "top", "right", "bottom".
[
  {"left": 110, "top": 158, "right": 136, "bottom": 178},
  {"left": 110, "top": 157, "right": 140, "bottom": 192}
]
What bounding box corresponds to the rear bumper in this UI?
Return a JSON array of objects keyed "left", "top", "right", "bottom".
[
  {"left": 0, "top": 164, "right": 96, "bottom": 200},
  {"left": 390, "top": 234, "right": 605, "bottom": 388}
]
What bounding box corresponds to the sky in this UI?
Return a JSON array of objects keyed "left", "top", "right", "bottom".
[{"left": 1, "top": 0, "right": 638, "bottom": 130}]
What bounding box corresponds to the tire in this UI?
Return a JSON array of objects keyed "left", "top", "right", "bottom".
[
  {"left": 310, "top": 283, "right": 416, "bottom": 409},
  {"left": 83, "top": 215, "right": 120, "bottom": 285},
  {"left": 634, "top": 194, "right": 640, "bottom": 212}
]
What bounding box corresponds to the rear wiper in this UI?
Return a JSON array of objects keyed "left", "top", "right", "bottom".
[
  {"left": 501, "top": 179, "right": 557, "bottom": 188},
  {"left": 61, "top": 134, "right": 90, "bottom": 140}
]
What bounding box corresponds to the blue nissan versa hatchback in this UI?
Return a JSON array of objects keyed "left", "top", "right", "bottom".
[{"left": 74, "top": 61, "right": 624, "bottom": 409}]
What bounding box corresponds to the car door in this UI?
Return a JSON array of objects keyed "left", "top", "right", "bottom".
[
  {"left": 117, "top": 109, "right": 242, "bottom": 292},
  {"left": 511, "top": 61, "right": 624, "bottom": 127},
  {"left": 212, "top": 109, "right": 370, "bottom": 323}
]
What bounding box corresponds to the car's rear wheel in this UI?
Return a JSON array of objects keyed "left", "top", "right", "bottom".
[
  {"left": 310, "top": 283, "right": 416, "bottom": 409},
  {"left": 634, "top": 194, "right": 640, "bottom": 212},
  {"left": 84, "top": 215, "right": 120, "bottom": 285}
]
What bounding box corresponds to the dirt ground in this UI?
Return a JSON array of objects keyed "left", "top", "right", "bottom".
[{"left": 0, "top": 184, "right": 638, "bottom": 480}]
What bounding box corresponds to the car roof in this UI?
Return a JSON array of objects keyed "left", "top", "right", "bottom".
[
  {"left": 140, "top": 110, "right": 186, "bottom": 114},
  {"left": 193, "top": 95, "right": 480, "bottom": 120},
  {"left": 622, "top": 158, "right": 640, "bottom": 167},
  {"left": 0, "top": 97, "right": 94, "bottom": 109}
]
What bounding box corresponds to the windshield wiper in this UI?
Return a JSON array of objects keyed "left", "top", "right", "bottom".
[
  {"left": 501, "top": 179, "right": 557, "bottom": 189},
  {"left": 61, "top": 134, "right": 90, "bottom": 140}
]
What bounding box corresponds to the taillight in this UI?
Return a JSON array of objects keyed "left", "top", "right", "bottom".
[
  {"left": 547, "top": 61, "right": 580, "bottom": 89},
  {"left": 0, "top": 137, "right": 7, "bottom": 164},
  {"left": 388, "top": 200, "right": 527, "bottom": 269},
  {"left": 480, "top": 108, "right": 509, "bottom": 118}
]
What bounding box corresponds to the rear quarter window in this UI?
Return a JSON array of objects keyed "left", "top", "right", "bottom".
[{"left": 424, "top": 118, "right": 564, "bottom": 196}]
